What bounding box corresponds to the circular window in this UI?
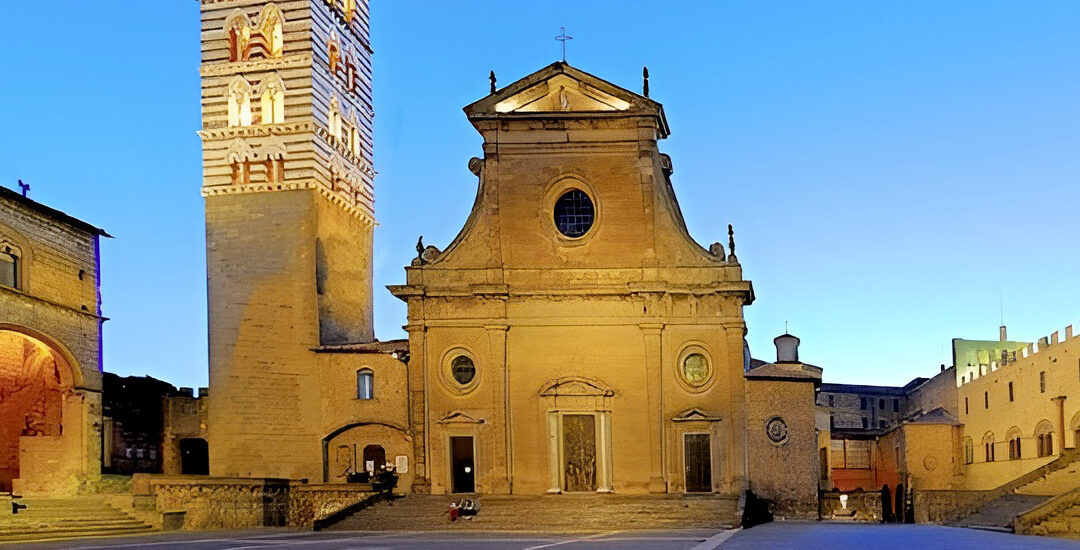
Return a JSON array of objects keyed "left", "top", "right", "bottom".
[
  {"left": 553, "top": 189, "right": 595, "bottom": 238},
  {"left": 683, "top": 353, "right": 709, "bottom": 385},
  {"left": 451, "top": 355, "right": 476, "bottom": 385}
]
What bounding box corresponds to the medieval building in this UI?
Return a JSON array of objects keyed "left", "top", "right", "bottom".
[{"left": 0, "top": 184, "right": 109, "bottom": 495}]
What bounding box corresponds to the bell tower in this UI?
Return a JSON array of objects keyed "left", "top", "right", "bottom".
[{"left": 199, "top": 0, "right": 375, "bottom": 478}]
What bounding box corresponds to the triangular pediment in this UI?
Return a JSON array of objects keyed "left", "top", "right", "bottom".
[
  {"left": 465, "top": 63, "right": 666, "bottom": 131},
  {"left": 435, "top": 411, "right": 485, "bottom": 425},
  {"left": 539, "top": 376, "right": 616, "bottom": 398},
  {"left": 671, "top": 408, "right": 723, "bottom": 423}
]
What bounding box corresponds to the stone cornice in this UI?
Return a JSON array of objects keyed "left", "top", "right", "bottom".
[
  {"left": 201, "top": 179, "right": 375, "bottom": 225},
  {"left": 199, "top": 54, "right": 312, "bottom": 78},
  {"left": 199, "top": 121, "right": 315, "bottom": 141}
]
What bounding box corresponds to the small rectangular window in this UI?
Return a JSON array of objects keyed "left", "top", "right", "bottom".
[
  {"left": 879, "top": 420, "right": 886, "bottom": 429},
  {"left": 878, "top": 399, "right": 885, "bottom": 410},
  {"left": 965, "top": 397, "right": 969, "bottom": 414},
  {"left": 356, "top": 369, "right": 374, "bottom": 400},
  {"left": 1040, "top": 371, "right": 1046, "bottom": 393},
  {"left": 860, "top": 397, "right": 867, "bottom": 410},
  {"left": 984, "top": 391, "right": 989, "bottom": 409},
  {"left": 829, "top": 395, "right": 834, "bottom": 407},
  {"left": 892, "top": 399, "right": 899, "bottom": 412},
  {"left": 862, "top": 417, "right": 868, "bottom": 429},
  {"left": 1008, "top": 382, "right": 1014, "bottom": 402}
]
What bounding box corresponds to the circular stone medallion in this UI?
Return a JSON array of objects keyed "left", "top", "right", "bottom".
[{"left": 765, "top": 416, "right": 789, "bottom": 445}]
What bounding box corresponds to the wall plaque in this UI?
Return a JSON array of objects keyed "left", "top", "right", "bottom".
[{"left": 765, "top": 416, "right": 789, "bottom": 445}]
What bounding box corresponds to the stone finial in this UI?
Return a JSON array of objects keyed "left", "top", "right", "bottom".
[
  {"left": 727, "top": 224, "right": 738, "bottom": 263},
  {"left": 709, "top": 242, "right": 726, "bottom": 260},
  {"left": 489, "top": 71, "right": 496, "bottom": 95},
  {"left": 642, "top": 66, "right": 650, "bottom": 98}
]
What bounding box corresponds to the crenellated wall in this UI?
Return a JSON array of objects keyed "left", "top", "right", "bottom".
[{"left": 957, "top": 322, "right": 1080, "bottom": 490}]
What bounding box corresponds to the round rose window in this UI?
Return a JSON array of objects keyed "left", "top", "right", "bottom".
[
  {"left": 683, "top": 353, "right": 709, "bottom": 385},
  {"left": 553, "top": 189, "right": 594, "bottom": 238},
  {"left": 451, "top": 355, "right": 476, "bottom": 385}
]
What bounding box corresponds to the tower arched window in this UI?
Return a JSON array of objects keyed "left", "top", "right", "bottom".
[
  {"left": 258, "top": 5, "right": 284, "bottom": 59},
  {"left": 328, "top": 33, "right": 341, "bottom": 74},
  {"left": 345, "top": 0, "right": 356, "bottom": 21},
  {"left": 227, "top": 78, "right": 253, "bottom": 127},
  {"left": 0, "top": 245, "right": 20, "bottom": 289},
  {"left": 224, "top": 12, "right": 251, "bottom": 62},
  {"left": 328, "top": 97, "right": 343, "bottom": 142},
  {"left": 356, "top": 368, "right": 373, "bottom": 400},
  {"left": 260, "top": 80, "right": 285, "bottom": 124}
]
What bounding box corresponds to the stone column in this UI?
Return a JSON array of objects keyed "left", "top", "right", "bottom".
[
  {"left": 1054, "top": 396, "right": 1067, "bottom": 456},
  {"left": 405, "top": 322, "right": 430, "bottom": 493},
  {"left": 485, "top": 324, "right": 510, "bottom": 493},
  {"left": 640, "top": 323, "right": 667, "bottom": 493}
]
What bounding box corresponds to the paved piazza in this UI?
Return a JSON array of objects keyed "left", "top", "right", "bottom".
[{"left": 11, "top": 524, "right": 1080, "bottom": 550}]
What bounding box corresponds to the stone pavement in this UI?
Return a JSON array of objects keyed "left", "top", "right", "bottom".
[
  {"left": 721, "top": 522, "right": 1080, "bottom": 549},
  {"left": 8, "top": 523, "right": 1080, "bottom": 550},
  {"left": 0, "top": 529, "right": 733, "bottom": 550}
]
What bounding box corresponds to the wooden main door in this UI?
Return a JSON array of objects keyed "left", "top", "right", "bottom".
[
  {"left": 684, "top": 433, "right": 712, "bottom": 492},
  {"left": 562, "top": 414, "right": 597, "bottom": 492}
]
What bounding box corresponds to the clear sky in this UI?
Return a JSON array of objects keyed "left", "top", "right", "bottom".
[{"left": 1, "top": 2, "right": 1077, "bottom": 389}]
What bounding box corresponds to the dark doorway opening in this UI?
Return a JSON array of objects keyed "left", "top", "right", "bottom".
[
  {"left": 684, "top": 433, "right": 712, "bottom": 492},
  {"left": 450, "top": 436, "right": 475, "bottom": 493},
  {"left": 179, "top": 438, "right": 209, "bottom": 475},
  {"left": 363, "top": 444, "right": 386, "bottom": 473}
]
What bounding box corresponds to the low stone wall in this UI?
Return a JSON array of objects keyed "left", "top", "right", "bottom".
[
  {"left": 132, "top": 475, "right": 375, "bottom": 530},
  {"left": 820, "top": 491, "right": 882, "bottom": 522},
  {"left": 913, "top": 490, "right": 994, "bottom": 524},
  {"left": 1015, "top": 487, "right": 1080, "bottom": 535}
]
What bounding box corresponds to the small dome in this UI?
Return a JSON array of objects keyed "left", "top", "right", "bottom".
[{"left": 774, "top": 333, "right": 800, "bottom": 363}]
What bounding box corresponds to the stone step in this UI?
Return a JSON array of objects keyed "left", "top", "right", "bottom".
[
  {"left": 0, "top": 525, "right": 156, "bottom": 543},
  {"left": 327, "top": 494, "right": 739, "bottom": 532}
]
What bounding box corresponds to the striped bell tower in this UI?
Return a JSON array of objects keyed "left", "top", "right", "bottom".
[{"left": 198, "top": 0, "right": 377, "bottom": 478}]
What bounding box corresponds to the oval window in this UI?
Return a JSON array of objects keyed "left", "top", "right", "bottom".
[
  {"left": 553, "top": 189, "right": 595, "bottom": 238},
  {"left": 451, "top": 355, "right": 476, "bottom": 385},
  {"left": 683, "top": 353, "right": 709, "bottom": 385}
]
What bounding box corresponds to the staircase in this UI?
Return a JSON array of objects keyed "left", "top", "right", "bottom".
[
  {"left": 950, "top": 451, "right": 1080, "bottom": 533},
  {"left": 0, "top": 496, "right": 156, "bottom": 543},
  {"left": 326, "top": 494, "right": 740, "bottom": 532},
  {"left": 950, "top": 494, "right": 1049, "bottom": 531}
]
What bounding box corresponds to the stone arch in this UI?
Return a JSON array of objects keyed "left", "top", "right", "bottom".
[
  {"left": 0, "top": 326, "right": 81, "bottom": 493},
  {"left": 1070, "top": 411, "right": 1080, "bottom": 450},
  {"left": 320, "top": 421, "right": 410, "bottom": 483},
  {"left": 258, "top": 74, "right": 286, "bottom": 125}
]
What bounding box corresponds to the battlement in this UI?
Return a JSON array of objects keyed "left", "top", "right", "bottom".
[{"left": 958, "top": 322, "right": 1080, "bottom": 387}]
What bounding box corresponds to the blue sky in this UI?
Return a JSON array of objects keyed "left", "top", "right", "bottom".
[{"left": 1, "top": 2, "right": 1077, "bottom": 388}]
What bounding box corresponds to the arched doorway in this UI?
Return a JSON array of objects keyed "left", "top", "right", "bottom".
[
  {"left": 362, "top": 444, "right": 386, "bottom": 474},
  {"left": 0, "top": 328, "right": 76, "bottom": 492}
]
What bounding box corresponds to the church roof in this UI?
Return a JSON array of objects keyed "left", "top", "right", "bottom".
[{"left": 464, "top": 62, "right": 670, "bottom": 138}]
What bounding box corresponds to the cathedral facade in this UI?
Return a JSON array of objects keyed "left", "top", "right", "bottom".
[{"left": 201, "top": 1, "right": 821, "bottom": 515}]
